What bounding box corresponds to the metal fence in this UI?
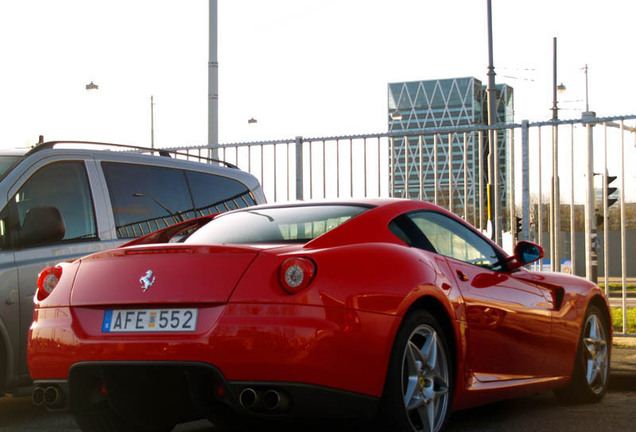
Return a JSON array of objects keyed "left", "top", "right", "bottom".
[{"left": 166, "top": 114, "right": 636, "bottom": 333}]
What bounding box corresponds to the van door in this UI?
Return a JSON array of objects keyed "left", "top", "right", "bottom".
[
  {"left": 8, "top": 161, "right": 104, "bottom": 376},
  {"left": 0, "top": 205, "right": 19, "bottom": 391}
]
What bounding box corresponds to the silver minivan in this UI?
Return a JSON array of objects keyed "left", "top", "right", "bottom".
[{"left": 0, "top": 141, "right": 265, "bottom": 396}]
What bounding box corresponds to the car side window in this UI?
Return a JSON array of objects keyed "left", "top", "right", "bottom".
[
  {"left": 10, "top": 162, "right": 97, "bottom": 247},
  {"left": 186, "top": 171, "right": 256, "bottom": 215},
  {"left": 102, "top": 162, "right": 196, "bottom": 239},
  {"left": 406, "top": 211, "right": 503, "bottom": 270}
]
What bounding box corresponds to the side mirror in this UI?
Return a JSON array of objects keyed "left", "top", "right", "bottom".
[
  {"left": 507, "top": 241, "right": 544, "bottom": 270},
  {"left": 18, "top": 206, "right": 66, "bottom": 248}
]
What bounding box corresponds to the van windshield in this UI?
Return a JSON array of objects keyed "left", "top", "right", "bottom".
[{"left": 0, "top": 156, "right": 22, "bottom": 180}]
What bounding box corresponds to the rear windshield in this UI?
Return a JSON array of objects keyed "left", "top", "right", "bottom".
[{"left": 185, "top": 205, "right": 369, "bottom": 245}]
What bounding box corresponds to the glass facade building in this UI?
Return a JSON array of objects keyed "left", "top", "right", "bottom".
[{"left": 388, "top": 77, "right": 513, "bottom": 226}]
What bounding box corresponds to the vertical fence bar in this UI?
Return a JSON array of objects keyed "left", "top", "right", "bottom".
[
  {"left": 434, "top": 134, "right": 439, "bottom": 205},
  {"left": 295, "top": 136, "right": 303, "bottom": 201},
  {"left": 419, "top": 135, "right": 423, "bottom": 201},
  {"left": 584, "top": 117, "right": 598, "bottom": 284},
  {"left": 570, "top": 124, "right": 576, "bottom": 274},
  {"left": 286, "top": 143, "right": 291, "bottom": 202},
  {"left": 538, "top": 128, "right": 543, "bottom": 261},
  {"left": 377, "top": 137, "right": 381, "bottom": 198},
  {"left": 390, "top": 137, "right": 394, "bottom": 198},
  {"left": 448, "top": 133, "right": 453, "bottom": 212},
  {"left": 322, "top": 140, "right": 326, "bottom": 199},
  {"left": 620, "top": 122, "right": 627, "bottom": 333},
  {"left": 550, "top": 121, "right": 560, "bottom": 271},
  {"left": 336, "top": 140, "right": 341, "bottom": 198},
  {"left": 603, "top": 123, "right": 609, "bottom": 294},
  {"left": 478, "top": 131, "right": 484, "bottom": 230},
  {"left": 350, "top": 138, "right": 354, "bottom": 198},
  {"left": 273, "top": 144, "right": 278, "bottom": 203},
  {"left": 509, "top": 127, "right": 515, "bottom": 244},
  {"left": 403, "top": 136, "right": 409, "bottom": 198},
  {"left": 471, "top": 132, "right": 478, "bottom": 227},
  {"left": 493, "top": 127, "right": 501, "bottom": 246},
  {"left": 363, "top": 138, "right": 368, "bottom": 197},
  {"left": 308, "top": 141, "right": 313, "bottom": 200},
  {"left": 463, "top": 132, "right": 468, "bottom": 221},
  {"left": 521, "top": 121, "right": 530, "bottom": 241},
  {"left": 259, "top": 145, "right": 264, "bottom": 196}
]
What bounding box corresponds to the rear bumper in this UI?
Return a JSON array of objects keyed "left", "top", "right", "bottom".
[
  {"left": 28, "top": 302, "right": 398, "bottom": 403},
  {"left": 33, "top": 361, "right": 379, "bottom": 419}
]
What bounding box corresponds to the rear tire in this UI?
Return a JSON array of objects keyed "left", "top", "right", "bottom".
[
  {"left": 379, "top": 310, "right": 453, "bottom": 432},
  {"left": 554, "top": 305, "right": 610, "bottom": 404}
]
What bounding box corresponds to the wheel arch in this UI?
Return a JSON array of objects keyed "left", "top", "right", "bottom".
[
  {"left": 587, "top": 294, "right": 613, "bottom": 343},
  {"left": 402, "top": 295, "right": 459, "bottom": 382},
  {"left": 378, "top": 295, "right": 458, "bottom": 430}
]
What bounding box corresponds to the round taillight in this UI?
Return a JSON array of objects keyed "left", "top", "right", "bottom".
[
  {"left": 279, "top": 257, "right": 316, "bottom": 294},
  {"left": 37, "top": 266, "right": 63, "bottom": 301}
]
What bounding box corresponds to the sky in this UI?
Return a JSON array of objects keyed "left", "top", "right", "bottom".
[{"left": 1, "top": 0, "right": 635, "bottom": 150}]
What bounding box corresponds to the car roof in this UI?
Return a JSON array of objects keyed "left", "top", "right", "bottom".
[{"left": 0, "top": 141, "right": 261, "bottom": 188}]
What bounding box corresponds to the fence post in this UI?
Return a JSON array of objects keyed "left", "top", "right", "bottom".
[
  {"left": 295, "top": 136, "right": 303, "bottom": 201},
  {"left": 521, "top": 120, "right": 530, "bottom": 241}
]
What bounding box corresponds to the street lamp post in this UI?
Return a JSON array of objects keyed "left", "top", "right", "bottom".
[
  {"left": 550, "top": 37, "right": 562, "bottom": 272},
  {"left": 486, "top": 0, "right": 500, "bottom": 245},
  {"left": 208, "top": 0, "right": 219, "bottom": 159}
]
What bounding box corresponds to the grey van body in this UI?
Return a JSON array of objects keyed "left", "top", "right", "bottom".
[{"left": 0, "top": 143, "right": 265, "bottom": 396}]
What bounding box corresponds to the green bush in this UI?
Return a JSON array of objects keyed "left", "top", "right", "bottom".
[
  {"left": 612, "top": 308, "right": 636, "bottom": 334},
  {"left": 600, "top": 283, "right": 636, "bottom": 292}
]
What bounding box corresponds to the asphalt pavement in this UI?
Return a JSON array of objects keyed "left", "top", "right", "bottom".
[{"left": 1, "top": 338, "right": 635, "bottom": 432}]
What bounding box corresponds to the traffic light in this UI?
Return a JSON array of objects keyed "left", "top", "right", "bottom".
[
  {"left": 606, "top": 175, "right": 618, "bottom": 208},
  {"left": 514, "top": 216, "right": 522, "bottom": 235}
]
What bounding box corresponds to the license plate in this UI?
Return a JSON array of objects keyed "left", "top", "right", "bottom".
[{"left": 102, "top": 308, "right": 198, "bottom": 333}]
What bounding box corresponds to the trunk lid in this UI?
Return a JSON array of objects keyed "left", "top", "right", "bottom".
[{"left": 70, "top": 244, "right": 260, "bottom": 306}]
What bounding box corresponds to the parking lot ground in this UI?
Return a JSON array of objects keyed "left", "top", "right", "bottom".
[{"left": 2, "top": 337, "right": 635, "bottom": 432}]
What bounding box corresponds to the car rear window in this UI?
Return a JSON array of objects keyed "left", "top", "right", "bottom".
[{"left": 185, "top": 205, "right": 369, "bottom": 245}]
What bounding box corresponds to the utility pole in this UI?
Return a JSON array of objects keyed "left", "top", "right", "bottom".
[
  {"left": 550, "top": 37, "right": 561, "bottom": 272},
  {"left": 208, "top": 0, "right": 219, "bottom": 159},
  {"left": 486, "top": 0, "right": 500, "bottom": 245}
]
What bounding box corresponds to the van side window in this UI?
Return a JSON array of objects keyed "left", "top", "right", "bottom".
[
  {"left": 102, "top": 162, "right": 195, "bottom": 239},
  {"left": 186, "top": 171, "right": 256, "bottom": 215},
  {"left": 11, "top": 162, "right": 97, "bottom": 247}
]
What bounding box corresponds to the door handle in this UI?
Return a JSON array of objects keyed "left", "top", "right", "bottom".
[{"left": 456, "top": 270, "right": 469, "bottom": 282}]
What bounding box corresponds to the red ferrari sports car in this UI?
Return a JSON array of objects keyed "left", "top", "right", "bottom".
[{"left": 27, "top": 199, "right": 611, "bottom": 432}]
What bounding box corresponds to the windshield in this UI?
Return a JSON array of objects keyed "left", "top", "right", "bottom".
[
  {"left": 185, "top": 204, "right": 370, "bottom": 245},
  {"left": 0, "top": 156, "right": 22, "bottom": 180}
]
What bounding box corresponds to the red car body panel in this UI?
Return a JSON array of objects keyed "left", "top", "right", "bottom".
[{"left": 27, "top": 199, "right": 611, "bottom": 417}]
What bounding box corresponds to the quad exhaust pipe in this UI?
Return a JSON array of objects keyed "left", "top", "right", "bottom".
[
  {"left": 238, "top": 387, "right": 290, "bottom": 412},
  {"left": 32, "top": 385, "right": 65, "bottom": 409},
  {"left": 238, "top": 387, "right": 260, "bottom": 409}
]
